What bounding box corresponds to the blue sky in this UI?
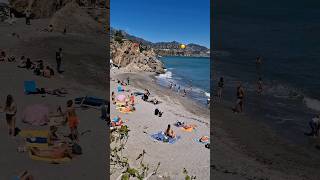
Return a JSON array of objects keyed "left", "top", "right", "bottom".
[{"left": 111, "top": 0, "right": 210, "bottom": 48}]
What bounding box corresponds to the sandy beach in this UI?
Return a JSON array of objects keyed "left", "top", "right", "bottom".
[
  {"left": 109, "top": 68, "right": 210, "bottom": 179},
  {"left": 0, "top": 17, "right": 107, "bottom": 179}
]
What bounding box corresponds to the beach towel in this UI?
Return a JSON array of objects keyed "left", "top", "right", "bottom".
[
  {"left": 24, "top": 81, "right": 37, "bottom": 94},
  {"left": 133, "top": 92, "right": 144, "bottom": 96},
  {"left": 26, "top": 137, "right": 49, "bottom": 148},
  {"left": 117, "top": 85, "right": 124, "bottom": 92},
  {"left": 22, "top": 104, "right": 49, "bottom": 126},
  {"left": 194, "top": 136, "right": 210, "bottom": 144},
  {"left": 28, "top": 151, "right": 71, "bottom": 163},
  {"left": 19, "top": 130, "right": 49, "bottom": 138},
  {"left": 181, "top": 124, "right": 197, "bottom": 132},
  {"left": 75, "top": 96, "right": 106, "bottom": 108},
  {"left": 119, "top": 107, "right": 134, "bottom": 114},
  {"left": 151, "top": 132, "right": 181, "bottom": 144}
]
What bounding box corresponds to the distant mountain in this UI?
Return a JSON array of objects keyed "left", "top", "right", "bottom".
[{"left": 111, "top": 28, "right": 210, "bottom": 57}]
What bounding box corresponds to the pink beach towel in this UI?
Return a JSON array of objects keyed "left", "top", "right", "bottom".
[{"left": 22, "top": 104, "right": 50, "bottom": 126}]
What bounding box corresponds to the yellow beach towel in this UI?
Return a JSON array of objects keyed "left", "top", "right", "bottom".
[
  {"left": 28, "top": 151, "right": 71, "bottom": 163},
  {"left": 19, "top": 130, "right": 49, "bottom": 138}
]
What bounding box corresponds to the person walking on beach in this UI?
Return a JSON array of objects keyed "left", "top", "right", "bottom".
[
  {"left": 217, "top": 77, "right": 224, "bottom": 100},
  {"left": 308, "top": 115, "right": 320, "bottom": 136},
  {"left": 233, "top": 82, "right": 245, "bottom": 113},
  {"left": 0, "top": 95, "right": 17, "bottom": 136},
  {"left": 256, "top": 77, "right": 263, "bottom": 95},
  {"left": 25, "top": 9, "right": 31, "bottom": 25},
  {"left": 169, "top": 83, "right": 173, "bottom": 89},
  {"left": 183, "top": 89, "right": 187, "bottom": 97},
  {"left": 177, "top": 85, "right": 181, "bottom": 93},
  {"left": 56, "top": 48, "right": 62, "bottom": 73}
]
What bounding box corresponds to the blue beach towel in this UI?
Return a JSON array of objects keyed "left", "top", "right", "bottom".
[
  {"left": 151, "top": 132, "right": 181, "bottom": 144},
  {"left": 26, "top": 137, "right": 48, "bottom": 144},
  {"left": 24, "top": 81, "right": 37, "bottom": 94},
  {"left": 117, "top": 85, "right": 124, "bottom": 92}
]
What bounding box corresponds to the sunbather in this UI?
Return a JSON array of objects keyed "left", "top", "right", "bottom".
[
  {"left": 111, "top": 116, "right": 123, "bottom": 127},
  {"left": 48, "top": 126, "right": 59, "bottom": 145},
  {"left": 111, "top": 91, "right": 115, "bottom": 104},
  {"left": 164, "top": 124, "right": 176, "bottom": 138},
  {"left": 30, "top": 144, "right": 73, "bottom": 159},
  {"left": 0, "top": 51, "right": 6, "bottom": 61},
  {"left": 14, "top": 170, "right": 34, "bottom": 180},
  {"left": 199, "top": 136, "right": 209, "bottom": 143}
]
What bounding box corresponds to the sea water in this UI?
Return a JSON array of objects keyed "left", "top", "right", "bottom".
[
  {"left": 156, "top": 56, "right": 210, "bottom": 105},
  {"left": 214, "top": 0, "right": 320, "bottom": 144}
]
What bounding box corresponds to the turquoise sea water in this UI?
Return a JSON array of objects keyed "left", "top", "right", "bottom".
[{"left": 156, "top": 56, "right": 210, "bottom": 105}]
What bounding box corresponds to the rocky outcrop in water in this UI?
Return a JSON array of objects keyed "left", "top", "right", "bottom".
[{"left": 111, "top": 38, "right": 165, "bottom": 74}]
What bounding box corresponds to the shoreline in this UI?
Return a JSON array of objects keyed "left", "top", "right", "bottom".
[{"left": 213, "top": 99, "right": 320, "bottom": 180}]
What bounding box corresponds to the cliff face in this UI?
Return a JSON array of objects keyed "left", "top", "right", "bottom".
[
  {"left": 8, "top": 0, "right": 105, "bottom": 18},
  {"left": 111, "top": 39, "right": 165, "bottom": 74},
  {"left": 49, "top": 2, "right": 104, "bottom": 34}
]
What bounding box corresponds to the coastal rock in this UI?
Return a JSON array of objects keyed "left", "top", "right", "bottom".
[
  {"left": 8, "top": 0, "right": 105, "bottom": 18},
  {"left": 111, "top": 39, "right": 165, "bottom": 74},
  {"left": 49, "top": 2, "right": 104, "bottom": 34}
]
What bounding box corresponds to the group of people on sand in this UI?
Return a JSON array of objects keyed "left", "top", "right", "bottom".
[
  {"left": 169, "top": 82, "right": 187, "bottom": 97},
  {"left": 215, "top": 56, "right": 264, "bottom": 114}
]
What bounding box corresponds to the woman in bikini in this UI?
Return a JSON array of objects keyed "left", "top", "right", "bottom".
[
  {"left": 164, "top": 124, "right": 176, "bottom": 138},
  {"left": 0, "top": 95, "right": 17, "bottom": 136},
  {"left": 234, "top": 82, "right": 245, "bottom": 113}
]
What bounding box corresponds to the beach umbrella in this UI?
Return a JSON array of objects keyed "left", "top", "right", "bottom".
[
  {"left": 116, "top": 94, "right": 126, "bottom": 102},
  {"left": 21, "top": 104, "right": 49, "bottom": 126},
  {"left": 180, "top": 44, "right": 186, "bottom": 49}
]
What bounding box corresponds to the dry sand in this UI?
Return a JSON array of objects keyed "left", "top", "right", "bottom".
[
  {"left": 0, "top": 18, "right": 107, "bottom": 179},
  {"left": 110, "top": 68, "right": 210, "bottom": 179}
]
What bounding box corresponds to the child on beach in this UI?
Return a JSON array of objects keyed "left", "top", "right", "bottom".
[
  {"left": 129, "top": 93, "right": 135, "bottom": 105},
  {"left": 0, "top": 95, "right": 17, "bottom": 136},
  {"left": 60, "top": 100, "right": 79, "bottom": 142}
]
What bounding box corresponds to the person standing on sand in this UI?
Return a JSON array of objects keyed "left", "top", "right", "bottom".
[
  {"left": 56, "top": 48, "right": 62, "bottom": 73},
  {"left": 59, "top": 100, "right": 79, "bottom": 142},
  {"left": 256, "top": 77, "right": 263, "bottom": 95},
  {"left": 217, "top": 77, "right": 224, "bottom": 100},
  {"left": 177, "top": 85, "right": 181, "bottom": 93},
  {"left": 234, "top": 82, "right": 245, "bottom": 113},
  {"left": 0, "top": 95, "right": 17, "bottom": 136},
  {"left": 25, "top": 9, "right": 31, "bottom": 25},
  {"left": 309, "top": 115, "right": 320, "bottom": 136},
  {"left": 169, "top": 83, "right": 173, "bottom": 89},
  {"left": 127, "top": 77, "right": 130, "bottom": 85}
]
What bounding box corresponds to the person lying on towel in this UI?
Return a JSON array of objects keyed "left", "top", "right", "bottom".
[
  {"left": 30, "top": 143, "right": 73, "bottom": 159},
  {"left": 111, "top": 116, "right": 123, "bottom": 127},
  {"left": 164, "top": 124, "right": 176, "bottom": 138}
]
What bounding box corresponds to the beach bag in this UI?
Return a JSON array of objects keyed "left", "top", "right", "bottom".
[
  {"left": 72, "top": 143, "right": 82, "bottom": 155},
  {"left": 154, "top": 108, "right": 159, "bottom": 115}
]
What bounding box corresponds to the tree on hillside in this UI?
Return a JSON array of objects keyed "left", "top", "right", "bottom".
[{"left": 114, "top": 30, "right": 124, "bottom": 43}]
